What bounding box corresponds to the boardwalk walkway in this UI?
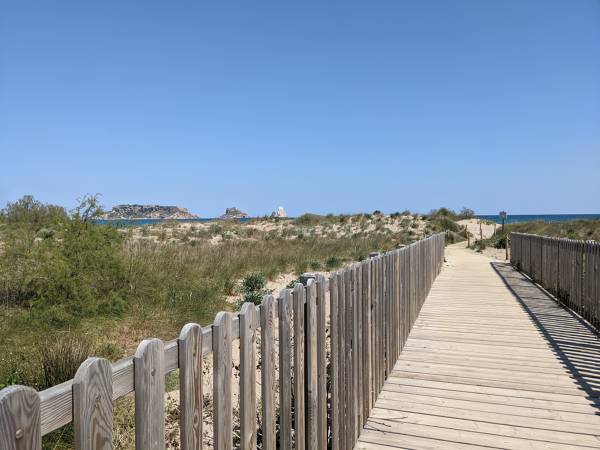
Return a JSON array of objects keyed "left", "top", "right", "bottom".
[{"left": 357, "top": 243, "right": 600, "bottom": 450}]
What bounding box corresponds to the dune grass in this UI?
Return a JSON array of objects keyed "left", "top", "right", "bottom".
[{"left": 474, "top": 219, "right": 600, "bottom": 251}]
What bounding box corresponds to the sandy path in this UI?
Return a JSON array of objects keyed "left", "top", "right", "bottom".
[{"left": 457, "top": 218, "right": 498, "bottom": 240}]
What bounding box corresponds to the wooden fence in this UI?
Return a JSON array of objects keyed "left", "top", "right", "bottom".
[
  {"left": 0, "top": 233, "right": 445, "bottom": 450},
  {"left": 510, "top": 232, "right": 600, "bottom": 330}
]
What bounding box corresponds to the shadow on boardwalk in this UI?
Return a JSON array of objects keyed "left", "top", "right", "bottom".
[{"left": 492, "top": 261, "right": 600, "bottom": 413}]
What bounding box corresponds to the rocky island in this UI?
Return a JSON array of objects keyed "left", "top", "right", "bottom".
[
  {"left": 219, "top": 207, "right": 249, "bottom": 220},
  {"left": 100, "top": 204, "right": 199, "bottom": 220}
]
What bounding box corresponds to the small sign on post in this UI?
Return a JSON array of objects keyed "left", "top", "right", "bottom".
[{"left": 499, "top": 211, "right": 507, "bottom": 233}]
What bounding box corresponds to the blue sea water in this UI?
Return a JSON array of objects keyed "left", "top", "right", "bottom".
[
  {"left": 477, "top": 214, "right": 600, "bottom": 224},
  {"left": 96, "top": 217, "right": 257, "bottom": 227}
]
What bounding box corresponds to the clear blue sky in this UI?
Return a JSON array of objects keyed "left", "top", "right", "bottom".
[{"left": 1, "top": 1, "right": 599, "bottom": 216}]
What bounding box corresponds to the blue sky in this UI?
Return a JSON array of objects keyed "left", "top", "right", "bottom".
[{"left": 1, "top": 1, "right": 599, "bottom": 216}]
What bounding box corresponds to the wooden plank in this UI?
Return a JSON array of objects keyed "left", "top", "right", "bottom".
[
  {"left": 239, "top": 303, "right": 257, "bottom": 450},
  {"left": 73, "top": 357, "right": 113, "bottom": 450},
  {"left": 178, "top": 323, "right": 203, "bottom": 450},
  {"left": 374, "top": 395, "right": 599, "bottom": 435},
  {"left": 382, "top": 380, "right": 600, "bottom": 414},
  {"left": 351, "top": 264, "right": 360, "bottom": 443},
  {"left": 378, "top": 389, "right": 600, "bottom": 426},
  {"left": 362, "top": 258, "right": 372, "bottom": 420},
  {"left": 329, "top": 273, "right": 340, "bottom": 450},
  {"left": 260, "top": 295, "right": 276, "bottom": 450},
  {"left": 305, "top": 280, "right": 318, "bottom": 449},
  {"left": 356, "top": 264, "right": 364, "bottom": 430},
  {"left": 277, "top": 289, "right": 292, "bottom": 450},
  {"left": 369, "top": 407, "right": 600, "bottom": 447},
  {"left": 316, "top": 275, "right": 328, "bottom": 449},
  {"left": 343, "top": 268, "right": 354, "bottom": 447},
  {"left": 379, "top": 256, "right": 385, "bottom": 389},
  {"left": 134, "top": 338, "right": 165, "bottom": 450},
  {"left": 0, "top": 385, "right": 42, "bottom": 450},
  {"left": 357, "top": 428, "right": 486, "bottom": 450},
  {"left": 370, "top": 258, "right": 378, "bottom": 410},
  {"left": 336, "top": 271, "right": 346, "bottom": 450},
  {"left": 213, "top": 311, "right": 232, "bottom": 450},
  {"left": 292, "top": 283, "right": 306, "bottom": 450}
]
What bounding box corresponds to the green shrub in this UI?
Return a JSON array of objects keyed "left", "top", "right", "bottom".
[
  {"left": 434, "top": 217, "right": 460, "bottom": 233},
  {"left": 325, "top": 256, "right": 342, "bottom": 270},
  {"left": 473, "top": 240, "right": 487, "bottom": 252},
  {"left": 1, "top": 195, "right": 67, "bottom": 229},
  {"left": 240, "top": 273, "right": 270, "bottom": 305},
  {"left": 493, "top": 235, "right": 507, "bottom": 249},
  {"left": 294, "top": 213, "right": 325, "bottom": 226},
  {"left": 309, "top": 261, "right": 322, "bottom": 270},
  {"left": 0, "top": 197, "right": 126, "bottom": 319},
  {"left": 458, "top": 207, "right": 475, "bottom": 219}
]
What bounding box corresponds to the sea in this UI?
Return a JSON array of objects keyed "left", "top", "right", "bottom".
[
  {"left": 476, "top": 214, "right": 600, "bottom": 224},
  {"left": 96, "top": 217, "right": 256, "bottom": 227}
]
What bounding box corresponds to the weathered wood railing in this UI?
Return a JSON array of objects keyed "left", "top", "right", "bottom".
[
  {"left": 510, "top": 232, "right": 599, "bottom": 330},
  {"left": 0, "top": 233, "right": 445, "bottom": 450}
]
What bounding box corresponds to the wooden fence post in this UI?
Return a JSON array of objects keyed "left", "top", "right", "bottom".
[
  {"left": 73, "top": 357, "right": 113, "bottom": 450},
  {"left": 213, "top": 312, "right": 232, "bottom": 450},
  {"left": 0, "top": 385, "right": 41, "bottom": 450},
  {"left": 329, "top": 273, "right": 340, "bottom": 450},
  {"left": 260, "top": 295, "right": 276, "bottom": 450},
  {"left": 178, "top": 323, "right": 203, "bottom": 450},
  {"left": 278, "top": 290, "right": 292, "bottom": 450},
  {"left": 292, "top": 283, "right": 306, "bottom": 449},
  {"left": 239, "top": 303, "right": 257, "bottom": 450},
  {"left": 305, "top": 280, "right": 318, "bottom": 449},
  {"left": 316, "top": 275, "right": 328, "bottom": 449},
  {"left": 134, "top": 339, "right": 165, "bottom": 450},
  {"left": 343, "top": 268, "right": 354, "bottom": 446},
  {"left": 362, "top": 259, "right": 372, "bottom": 420},
  {"left": 337, "top": 271, "right": 346, "bottom": 450}
]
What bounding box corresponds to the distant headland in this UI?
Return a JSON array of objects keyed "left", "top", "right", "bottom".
[{"left": 100, "top": 204, "right": 199, "bottom": 220}]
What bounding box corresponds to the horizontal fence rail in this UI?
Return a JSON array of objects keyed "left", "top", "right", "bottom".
[
  {"left": 510, "top": 232, "right": 600, "bottom": 330},
  {"left": 0, "top": 233, "right": 445, "bottom": 450}
]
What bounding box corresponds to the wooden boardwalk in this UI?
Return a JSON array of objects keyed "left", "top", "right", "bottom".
[{"left": 357, "top": 243, "right": 600, "bottom": 450}]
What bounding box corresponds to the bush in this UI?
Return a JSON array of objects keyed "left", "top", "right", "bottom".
[
  {"left": 294, "top": 213, "right": 325, "bottom": 226},
  {"left": 473, "top": 240, "right": 487, "bottom": 252},
  {"left": 240, "top": 273, "right": 270, "bottom": 305},
  {"left": 493, "top": 235, "right": 507, "bottom": 249},
  {"left": 0, "top": 196, "right": 126, "bottom": 318},
  {"left": 458, "top": 207, "right": 475, "bottom": 219},
  {"left": 435, "top": 217, "right": 460, "bottom": 232},
  {"left": 309, "top": 261, "right": 322, "bottom": 270},
  {"left": 1, "top": 195, "right": 67, "bottom": 229},
  {"left": 325, "top": 256, "right": 342, "bottom": 270},
  {"left": 39, "top": 334, "right": 91, "bottom": 389}
]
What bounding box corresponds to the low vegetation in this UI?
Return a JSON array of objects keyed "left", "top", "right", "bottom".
[
  {"left": 474, "top": 220, "right": 600, "bottom": 251},
  {"left": 0, "top": 197, "right": 443, "bottom": 388},
  {"left": 0, "top": 196, "right": 463, "bottom": 448}
]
